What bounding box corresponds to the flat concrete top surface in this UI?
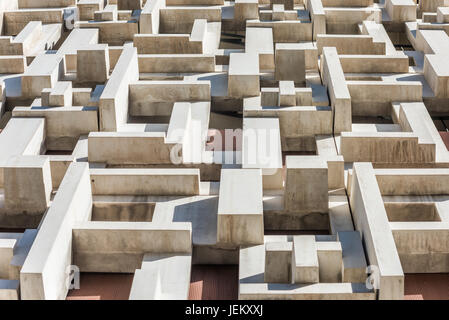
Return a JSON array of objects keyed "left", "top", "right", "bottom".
[
  {"left": 245, "top": 27, "right": 274, "bottom": 54},
  {"left": 228, "top": 53, "right": 259, "bottom": 75},
  {"left": 3, "top": 0, "right": 449, "bottom": 302},
  {"left": 218, "top": 169, "right": 263, "bottom": 215}
]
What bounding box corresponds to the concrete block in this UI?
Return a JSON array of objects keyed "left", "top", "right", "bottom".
[
  {"left": 245, "top": 27, "right": 274, "bottom": 71},
  {"left": 271, "top": 0, "right": 293, "bottom": 10},
  {"left": 21, "top": 54, "right": 64, "bottom": 99},
  {"left": 242, "top": 118, "right": 283, "bottom": 190},
  {"left": 90, "top": 168, "right": 201, "bottom": 196},
  {"left": 284, "top": 156, "right": 328, "bottom": 213},
  {"left": 129, "top": 254, "right": 191, "bottom": 300},
  {"left": 57, "top": 28, "right": 99, "bottom": 73},
  {"left": 0, "top": 238, "right": 18, "bottom": 279},
  {"left": 349, "top": 163, "right": 404, "bottom": 300},
  {"left": 72, "top": 221, "right": 192, "bottom": 272},
  {"left": 78, "top": 0, "right": 104, "bottom": 20},
  {"left": 41, "top": 81, "right": 73, "bottom": 107},
  {"left": 272, "top": 4, "right": 285, "bottom": 21},
  {"left": 20, "top": 163, "right": 92, "bottom": 300},
  {"left": 217, "top": 169, "right": 264, "bottom": 246},
  {"left": 424, "top": 54, "right": 449, "bottom": 98},
  {"left": 278, "top": 81, "right": 296, "bottom": 106},
  {"left": 337, "top": 231, "right": 367, "bottom": 283},
  {"left": 437, "top": 7, "right": 449, "bottom": 23},
  {"left": 320, "top": 47, "right": 351, "bottom": 133},
  {"left": 386, "top": 0, "right": 416, "bottom": 22},
  {"left": 235, "top": 0, "right": 259, "bottom": 23},
  {"left": 291, "top": 235, "right": 319, "bottom": 284}
]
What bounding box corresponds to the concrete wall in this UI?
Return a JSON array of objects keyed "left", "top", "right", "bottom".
[
  {"left": 88, "top": 132, "right": 176, "bottom": 164},
  {"left": 99, "top": 46, "right": 139, "bottom": 131},
  {"left": 72, "top": 221, "right": 192, "bottom": 272},
  {"left": 349, "top": 163, "right": 404, "bottom": 300},
  {"left": 20, "top": 163, "right": 92, "bottom": 300},
  {"left": 89, "top": 168, "right": 201, "bottom": 196}
]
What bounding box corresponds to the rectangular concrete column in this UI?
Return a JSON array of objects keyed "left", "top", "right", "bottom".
[
  {"left": 272, "top": 4, "right": 285, "bottom": 21},
  {"left": 265, "top": 241, "right": 292, "bottom": 283},
  {"left": 271, "top": 0, "right": 293, "bottom": 10},
  {"left": 217, "top": 169, "right": 264, "bottom": 246},
  {"left": 118, "top": 0, "right": 143, "bottom": 10},
  {"left": 41, "top": 81, "right": 73, "bottom": 107},
  {"left": 245, "top": 27, "right": 274, "bottom": 71},
  {"left": 78, "top": 0, "right": 104, "bottom": 20},
  {"left": 320, "top": 47, "right": 352, "bottom": 133},
  {"left": 0, "top": 280, "right": 19, "bottom": 300},
  {"left": 242, "top": 118, "right": 283, "bottom": 190},
  {"left": 275, "top": 43, "right": 306, "bottom": 83},
  {"left": 437, "top": 7, "right": 449, "bottom": 23},
  {"left": 77, "top": 44, "right": 110, "bottom": 83},
  {"left": 316, "top": 241, "right": 343, "bottom": 283},
  {"left": 291, "top": 235, "right": 319, "bottom": 283},
  {"left": 0, "top": 238, "right": 18, "bottom": 279}
]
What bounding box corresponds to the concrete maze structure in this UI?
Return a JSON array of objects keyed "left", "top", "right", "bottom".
[{"left": 0, "top": 0, "right": 449, "bottom": 300}]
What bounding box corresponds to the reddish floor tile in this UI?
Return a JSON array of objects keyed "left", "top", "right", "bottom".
[{"left": 404, "top": 274, "right": 449, "bottom": 300}]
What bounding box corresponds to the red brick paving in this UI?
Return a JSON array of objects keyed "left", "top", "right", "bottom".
[
  {"left": 404, "top": 274, "right": 449, "bottom": 300},
  {"left": 189, "top": 265, "right": 239, "bottom": 300},
  {"left": 66, "top": 273, "right": 134, "bottom": 300}
]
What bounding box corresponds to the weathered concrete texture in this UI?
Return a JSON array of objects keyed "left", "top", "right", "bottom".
[
  {"left": 284, "top": 156, "right": 328, "bottom": 213},
  {"left": 349, "top": 163, "right": 404, "bottom": 300},
  {"left": 1, "top": 0, "right": 449, "bottom": 302}
]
